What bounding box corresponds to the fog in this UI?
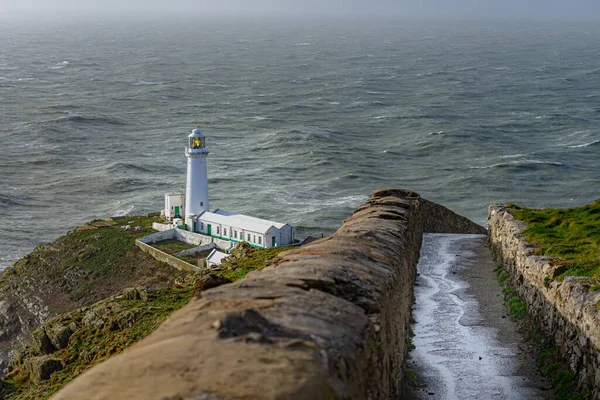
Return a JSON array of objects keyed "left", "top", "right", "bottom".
[{"left": 1, "top": 0, "right": 599, "bottom": 21}]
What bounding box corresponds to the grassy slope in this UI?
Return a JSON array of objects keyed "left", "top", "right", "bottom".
[
  {"left": 216, "top": 245, "right": 296, "bottom": 281},
  {"left": 3, "top": 287, "right": 194, "bottom": 400},
  {"left": 508, "top": 199, "right": 600, "bottom": 281},
  {"left": 0, "top": 236, "right": 294, "bottom": 399}
]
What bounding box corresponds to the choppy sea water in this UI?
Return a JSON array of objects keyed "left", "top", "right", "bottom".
[{"left": 1, "top": 18, "right": 599, "bottom": 269}]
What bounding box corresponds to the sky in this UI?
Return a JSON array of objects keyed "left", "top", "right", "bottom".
[{"left": 1, "top": 0, "right": 599, "bottom": 21}]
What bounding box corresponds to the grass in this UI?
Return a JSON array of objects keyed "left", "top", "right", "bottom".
[
  {"left": 217, "top": 245, "right": 296, "bottom": 282},
  {"left": 539, "top": 347, "right": 590, "bottom": 400},
  {"left": 496, "top": 265, "right": 527, "bottom": 321},
  {"left": 2, "top": 286, "right": 194, "bottom": 400},
  {"left": 151, "top": 239, "right": 196, "bottom": 255},
  {"left": 495, "top": 265, "right": 589, "bottom": 400},
  {"left": 7, "top": 214, "right": 176, "bottom": 304},
  {"left": 507, "top": 199, "right": 600, "bottom": 281}
]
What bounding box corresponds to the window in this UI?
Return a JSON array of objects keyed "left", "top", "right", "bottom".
[
  {"left": 258, "top": 236, "right": 262, "bottom": 245},
  {"left": 200, "top": 222, "right": 204, "bottom": 230},
  {"left": 190, "top": 136, "right": 205, "bottom": 149},
  {"left": 247, "top": 233, "right": 251, "bottom": 241},
  {"left": 253, "top": 235, "right": 256, "bottom": 243},
  {"left": 224, "top": 228, "right": 228, "bottom": 237},
  {"left": 234, "top": 231, "right": 237, "bottom": 239},
  {"left": 200, "top": 201, "right": 203, "bottom": 207},
  {"left": 216, "top": 226, "right": 220, "bottom": 234}
]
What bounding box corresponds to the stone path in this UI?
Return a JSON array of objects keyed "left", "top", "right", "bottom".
[{"left": 403, "top": 233, "right": 555, "bottom": 400}]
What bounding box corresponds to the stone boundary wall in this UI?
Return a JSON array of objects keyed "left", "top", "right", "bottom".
[
  {"left": 140, "top": 228, "right": 232, "bottom": 250},
  {"left": 174, "top": 243, "right": 217, "bottom": 257},
  {"left": 53, "top": 188, "right": 485, "bottom": 400},
  {"left": 488, "top": 204, "right": 600, "bottom": 398},
  {"left": 152, "top": 222, "right": 174, "bottom": 232},
  {"left": 135, "top": 241, "right": 204, "bottom": 272}
]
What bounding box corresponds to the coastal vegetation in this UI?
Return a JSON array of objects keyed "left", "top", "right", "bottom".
[
  {"left": 1, "top": 286, "right": 195, "bottom": 400},
  {"left": 494, "top": 264, "right": 589, "bottom": 400},
  {"left": 495, "top": 264, "right": 527, "bottom": 320},
  {"left": 0, "top": 215, "right": 296, "bottom": 399},
  {"left": 508, "top": 200, "right": 600, "bottom": 281}
]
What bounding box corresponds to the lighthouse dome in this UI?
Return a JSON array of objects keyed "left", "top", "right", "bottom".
[{"left": 189, "top": 127, "right": 205, "bottom": 138}]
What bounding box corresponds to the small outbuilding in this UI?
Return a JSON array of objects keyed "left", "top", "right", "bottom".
[
  {"left": 206, "top": 248, "right": 229, "bottom": 268},
  {"left": 164, "top": 192, "right": 185, "bottom": 221}
]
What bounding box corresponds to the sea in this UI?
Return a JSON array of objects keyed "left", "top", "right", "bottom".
[{"left": 1, "top": 17, "right": 599, "bottom": 270}]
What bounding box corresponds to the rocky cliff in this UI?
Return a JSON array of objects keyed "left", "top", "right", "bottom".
[
  {"left": 0, "top": 216, "right": 187, "bottom": 373},
  {"left": 52, "top": 188, "right": 485, "bottom": 400}
]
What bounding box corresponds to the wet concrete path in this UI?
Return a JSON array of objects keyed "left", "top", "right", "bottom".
[{"left": 403, "top": 234, "right": 555, "bottom": 400}]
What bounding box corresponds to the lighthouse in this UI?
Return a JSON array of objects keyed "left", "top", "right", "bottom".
[{"left": 184, "top": 127, "right": 210, "bottom": 230}]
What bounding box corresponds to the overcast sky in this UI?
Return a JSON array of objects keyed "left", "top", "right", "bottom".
[{"left": 2, "top": 0, "right": 600, "bottom": 21}]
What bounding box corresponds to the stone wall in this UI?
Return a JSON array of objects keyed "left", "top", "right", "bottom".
[
  {"left": 134, "top": 241, "right": 203, "bottom": 273},
  {"left": 488, "top": 204, "right": 600, "bottom": 398},
  {"left": 53, "top": 188, "right": 485, "bottom": 400},
  {"left": 174, "top": 243, "right": 216, "bottom": 257}
]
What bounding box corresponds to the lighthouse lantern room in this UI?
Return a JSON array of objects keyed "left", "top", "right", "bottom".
[{"left": 184, "top": 127, "right": 210, "bottom": 230}]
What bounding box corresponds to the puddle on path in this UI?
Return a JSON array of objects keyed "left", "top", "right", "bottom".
[{"left": 403, "top": 233, "right": 554, "bottom": 400}]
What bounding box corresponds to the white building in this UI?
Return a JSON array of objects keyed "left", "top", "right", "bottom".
[
  {"left": 191, "top": 209, "right": 293, "bottom": 249},
  {"left": 163, "top": 127, "right": 294, "bottom": 249},
  {"left": 206, "top": 248, "right": 229, "bottom": 267},
  {"left": 164, "top": 192, "right": 184, "bottom": 221}
]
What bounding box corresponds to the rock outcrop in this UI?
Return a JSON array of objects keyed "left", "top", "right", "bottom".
[
  {"left": 53, "top": 188, "right": 485, "bottom": 400},
  {"left": 0, "top": 215, "right": 186, "bottom": 373},
  {"left": 488, "top": 204, "right": 600, "bottom": 398}
]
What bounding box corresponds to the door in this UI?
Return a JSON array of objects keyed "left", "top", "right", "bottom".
[
  {"left": 207, "top": 224, "right": 212, "bottom": 236},
  {"left": 193, "top": 222, "right": 197, "bottom": 232},
  {"left": 272, "top": 237, "right": 276, "bottom": 247},
  {"left": 174, "top": 206, "right": 180, "bottom": 217}
]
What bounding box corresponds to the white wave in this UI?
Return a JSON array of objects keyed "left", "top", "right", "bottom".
[
  {"left": 0, "top": 76, "right": 35, "bottom": 82},
  {"left": 111, "top": 205, "right": 135, "bottom": 217},
  {"left": 249, "top": 116, "right": 267, "bottom": 121},
  {"left": 470, "top": 159, "right": 564, "bottom": 169},
  {"left": 374, "top": 115, "right": 388, "bottom": 120},
  {"left": 499, "top": 153, "right": 525, "bottom": 158},
  {"left": 492, "top": 66, "right": 511, "bottom": 71},
  {"left": 567, "top": 140, "right": 599, "bottom": 148},
  {"left": 132, "top": 80, "right": 164, "bottom": 86},
  {"left": 328, "top": 101, "right": 340, "bottom": 105},
  {"left": 428, "top": 131, "right": 444, "bottom": 135},
  {"left": 50, "top": 61, "right": 69, "bottom": 69},
  {"left": 294, "top": 42, "right": 311, "bottom": 46},
  {"left": 318, "top": 195, "right": 369, "bottom": 208}
]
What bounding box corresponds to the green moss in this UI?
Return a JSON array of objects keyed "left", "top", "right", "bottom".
[
  {"left": 496, "top": 266, "right": 527, "bottom": 320},
  {"left": 506, "top": 296, "right": 527, "bottom": 320},
  {"left": 539, "top": 347, "right": 590, "bottom": 400},
  {"left": 218, "top": 246, "right": 295, "bottom": 282},
  {"left": 3, "top": 286, "right": 194, "bottom": 400},
  {"left": 508, "top": 200, "right": 600, "bottom": 281},
  {"left": 151, "top": 239, "right": 196, "bottom": 255}
]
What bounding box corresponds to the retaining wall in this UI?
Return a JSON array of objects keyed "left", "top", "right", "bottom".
[
  {"left": 488, "top": 204, "right": 600, "bottom": 398},
  {"left": 54, "top": 188, "right": 485, "bottom": 400},
  {"left": 174, "top": 243, "right": 217, "bottom": 257},
  {"left": 135, "top": 241, "right": 204, "bottom": 272}
]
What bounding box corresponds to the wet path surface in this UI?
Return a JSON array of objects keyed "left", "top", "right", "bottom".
[{"left": 404, "top": 234, "right": 555, "bottom": 400}]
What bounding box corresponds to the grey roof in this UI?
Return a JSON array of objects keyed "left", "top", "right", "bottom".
[{"left": 198, "top": 209, "right": 287, "bottom": 234}]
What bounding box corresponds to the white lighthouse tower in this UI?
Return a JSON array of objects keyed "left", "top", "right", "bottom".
[{"left": 184, "top": 127, "right": 210, "bottom": 230}]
